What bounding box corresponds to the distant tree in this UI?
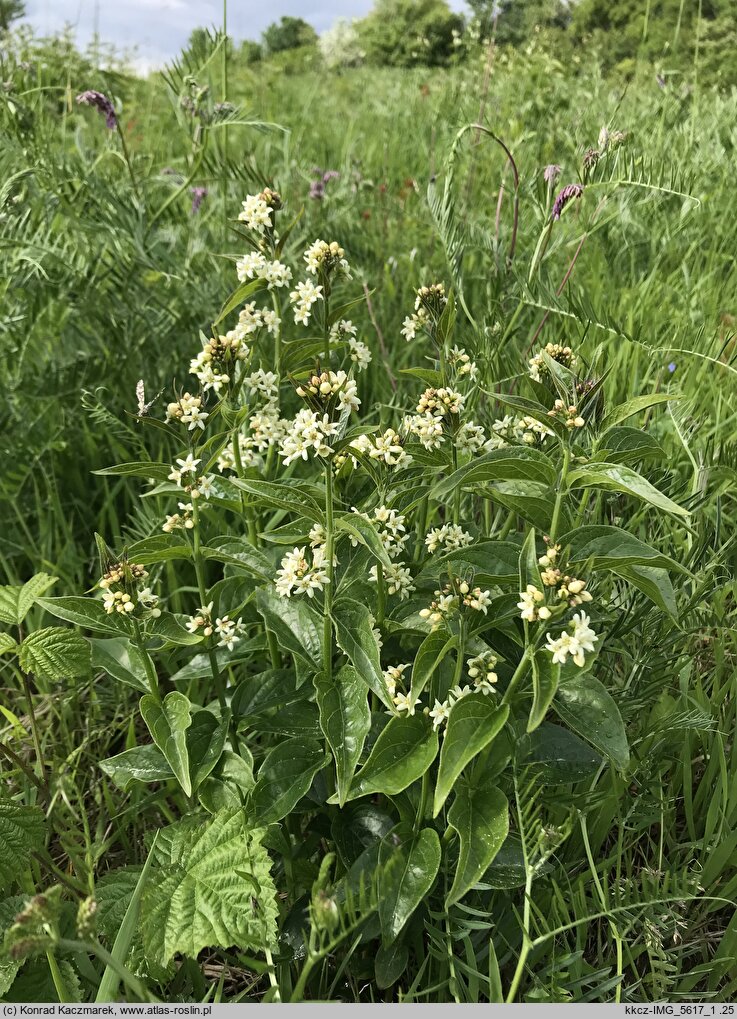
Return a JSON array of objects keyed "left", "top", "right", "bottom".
[
  {"left": 467, "top": 0, "right": 570, "bottom": 45},
  {"left": 319, "top": 18, "right": 363, "bottom": 69},
  {"left": 358, "top": 0, "right": 464, "bottom": 67},
  {"left": 239, "top": 39, "right": 263, "bottom": 63},
  {"left": 0, "top": 0, "right": 25, "bottom": 32},
  {"left": 262, "top": 16, "right": 317, "bottom": 54}
]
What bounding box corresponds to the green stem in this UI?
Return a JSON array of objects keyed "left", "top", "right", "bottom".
[
  {"left": 20, "top": 670, "right": 47, "bottom": 788},
  {"left": 115, "top": 120, "right": 140, "bottom": 202},
  {"left": 376, "top": 565, "right": 386, "bottom": 626},
  {"left": 323, "top": 461, "right": 335, "bottom": 684},
  {"left": 265, "top": 945, "right": 281, "bottom": 1001},
  {"left": 149, "top": 135, "right": 208, "bottom": 230},
  {"left": 500, "top": 647, "right": 532, "bottom": 707},
  {"left": 47, "top": 949, "right": 73, "bottom": 1003},
  {"left": 132, "top": 619, "right": 159, "bottom": 699},
  {"left": 191, "top": 500, "right": 227, "bottom": 712},
  {"left": 549, "top": 444, "right": 571, "bottom": 543}
]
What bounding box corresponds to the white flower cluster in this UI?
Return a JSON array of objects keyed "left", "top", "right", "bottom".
[
  {"left": 467, "top": 650, "right": 499, "bottom": 694},
  {"left": 238, "top": 190, "right": 278, "bottom": 235},
  {"left": 99, "top": 562, "right": 160, "bottom": 618},
  {"left": 236, "top": 251, "right": 293, "bottom": 289},
  {"left": 234, "top": 302, "right": 280, "bottom": 338},
  {"left": 102, "top": 590, "right": 136, "bottom": 615},
  {"left": 545, "top": 612, "right": 598, "bottom": 668},
  {"left": 246, "top": 369, "right": 279, "bottom": 401},
  {"left": 187, "top": 602, "right": 245, "bottom": 650},
  {"left": 289, "top": 279, "right": 324, "bottom": 326},
  {"left": 403, "top": 412, "right": 444, "bottom": 450},
  {"left": 416, "top": 387, "right": 465, "bottom": 417},
  {"left": 401, "top": 282, "right": 447, "bottom": 342},
  {"left": 425, "top": 523, "right": 473, "bottom": 555},
  {"left": 276, "top": 546, "right": 330, "bottom": 598},
  {"left": 279, "top": 409, "right": 340, "bottom": 466},
  {"left": 329, "top": 320, "right": 372, "bottom": 371},
  {"left": 162, "top": 501, "right": 194, "bottom": 533},
  {"left": 189, "top": 331, "right": 250, "bottom": 394},
  {"left": 304, "top": 239, "right": 350, "bottom": 277},
  {"left": 296, "top": 369, "right": 360, "bottom": 413},
  {"left": 548, "top": 399, "right": 586, "bottom": 430},
  {"left": 420, "top": 579, "right": 492, "bottom": 629},
  {"left": 371, "top": 561, "right": 415, "bottom": 600},
  {"left": 486, "top": 414, "right": 554, "bottom": 449},
  {"left": 528, "top": 342, "right": 577, "bottom": 383},
  {"left": 538, "top": 543, "right": 593, "bottom": 608},
  {"left": 353, "top": 505, "right": 409, "bottom": 558},
  {"left": 166, "top": 393, "right": 209, "bottom": 431},
  {"left": 448, "top": 346, "right": 478, "bottom": 380},
  {"left": 456, "top": 421, "right": 487, "bottom": 454},
  {"left": 429, "top": 683, "right": 476, "bottom": 732},
  {"left": 167, "top": 454, "right": 215, "bottom": 500},
  {"left": 517, "top": 584, "right": 552, "bottom": 622}
]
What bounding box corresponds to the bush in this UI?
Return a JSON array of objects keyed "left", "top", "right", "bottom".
[
  {"left": 319, "top": 18, "right": 364, "bottom": 70},
  {"left": 358, "top": 0, "right": 464, "bottom": 67},
  {"left": 262, "top": 16, "right": 318, "bottom": 54}
]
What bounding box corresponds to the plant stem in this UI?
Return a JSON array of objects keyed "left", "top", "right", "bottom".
[
  {"left": 47, "top": 949, "right": 73, "bottom": 1003},
  {"left": 132, "top": 619, "right": 159, "bottom": 699},
  {"left": 376, "top": 565, "right": 386, "bottom": 626},
  {"left": 549, "top": 443, "right": 571, "bottom": 543},
  {"left": 20, "top": 670, "right": 47, "bottom": 788},
  {"left": 323, "top": 460, "right": 335, "bottom": 684},
  {"left": 500, "top": 647, "right": 531, "bottom": 707},
  {"left": 265, "top": 945, "right": 281, "bottom": 1001},
  {"left": 191, "top": 500, "right": 227, "bottom": 712}
]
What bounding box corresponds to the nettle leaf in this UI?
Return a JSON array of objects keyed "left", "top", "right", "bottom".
[
  {"left": 567, "top": 462, "right": 689, "bottom": 520},
  {"left": 599, "top": 392, "right": 678, "bottom": 432},
  {"left": 431, "top": 446, "right": 556, "bottom": 502},
  {"left": 256, "top": 588, "right": 322, "bottom": 671},
  {"left": 90, "top": 637, "right": 149, "bottom": 692},
  {"left": 0, "top": 633, "right": 17, "bottom": 655},
  {"left": 553, "top": 675, "right": 629, "bottom": 771},
  {"left": 561, "top": 525, "right": 687, "bottom": 574},
  {"left": 0, "top": 801, "right": 46, "bottom": 890},
  {"left": 250, "top": 738, "right": 329, "bottom": 824},
  {"left": 446, "top": 781, "right": 509, "bottom": 907},
  {"left": 0, "top": 573, "right": 57, "bottom": 626},
  {"left": 100, "top": 744, "right": 173, "bottom": 791},
  {"left": 199, "top": 749, "right": 255, "bottom": 814},
  {"left": 19, "top": 627, "right": 91, "bottom": 680},
  {"left": 142, "top": 809, "right": 278, "bottom": 967},
  {"left": 409, "top": 629, "right": 457, "bottom": 702},
  {"left": 187, "top": 709, "right": 230, "bottom": 793},
  {"left": 528, "top": 651, "right": 560, "bottom": 733},
  {"left": 140, "top": 692, "right": 193, "bottom": 796},
  {"left": 332, "top": 598, "right": 392, "bottom": 709},
  {"left": 231, "top": 478, "right": 324, "bottom": 523},
  {"left": 346, "top": 714, "right": 438, "bottom": 801},
  {"left": 315, "top": 664, "right": 371, "bottom": 807},
  {"left": 378, "top": 824, "right": 441, "bottom": 943},
  {"left": 520, "top": 722, "right": 602, "bottom": 783},
  {"left": 37, "top": 596, "right": 124, "bottom": 636},
  {"left": 433, "top": 698, "right": 509, "bottom": 816}
]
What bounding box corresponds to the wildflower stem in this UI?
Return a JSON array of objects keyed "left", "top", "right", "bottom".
[
  {"left": 323, "top": 460, "right": 335, "bottom": 684},
  {"left": 549, "top": 444, "right": 571, "bottom": 543},
  {"left": 376, "top": 565, "right": 386, "bottom": 625},
  {"left": 191, "top": 500, "right": 228, "bottom": 713},
  {"left": 115, "top": 120, "right": 141, "bottom": 202},
  {"left": 500, "top": 647, "right": 531, "bottom": 707},
  {"left": 131, "top": 619, "right": 159, "bottom": 699},
  {"left": 17, "top": 667, "right": 47, "bottom": 789}
]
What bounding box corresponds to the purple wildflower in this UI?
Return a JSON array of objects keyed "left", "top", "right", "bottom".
[
  {"left": 322, "top": 170, "right": 340, "bottom": 183},
  {"left": 190, "top": 186, "right": 208, "bottom": 214},
  {"left": 544, "top": 164, "right": 562, "bottom": 184},
  {"left": 76, "top": 90, "right": 117, "bottom": 129},
  {"left": 667, "top": 362, "right": 676, "bottom": 373},
  {"left": 552, "top": 183, "right": 584, "bottom": 221},
  {"left": 309, "top": 179, "right": 326, "bottom": 201},
  {"left": 309, "top": 167, "right": 340, "bottom": 201},
  {"left": 656, "top": 73, "right": 666, "bottom": 89}
]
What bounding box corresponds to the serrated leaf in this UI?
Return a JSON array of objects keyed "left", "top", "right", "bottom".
[
  {"left": 433, "top": 697, "right": 509, "bottom": 816},
  {"left": 142, "top": 809, "right": 278, "bottom": 966},
  {"left": 255, "top": 588, "right": 322, "bottom": 671},
  {"left": 378, "top": 824, "right": 440, "bottom": 943},
  {"left": 250, "top": 738, "right": 328, "bottom": 824},
  {"left": 567, "top": 462, "right": 689, "bottom": 519},
  {"left": 554, "top": 675, "right": 629, "bottom": 771},
  {"left": 346, "top": 714, "right": 438, "bottom": 801},
  {"left": 0, "top": 801, "right": 45, "bottom": 890},
  {"left": 0, "top": 633, "right": 17, "bottom": 655},
  {"left": 315, "top": 664, "right": 371, "bottom": 806},
  {"left": 0, "top": 896, "right": 29, "bottom": 994},
  {"left": 446, "top": 781, "right": 508, "bottom": 906},
  {"left": 19, "top": 627, "right": 91, "bottom": 680},
  {"left": 332, "top": 598, "right": 392, "bottom": 709},
  {"left": 140, "top": 692, "right": 193, "bottom": 796},
  {"left": 0, "top": 574, "right": 57, "bottom": 626},
  {"left": 100, "top": 744, "right": 173, "bottom": 791}
]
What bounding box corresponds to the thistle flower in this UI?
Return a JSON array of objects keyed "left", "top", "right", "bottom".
[
  {"left": 76, "top": 90, "right": 117, "bottom": 129},
  {"left": 544, "top": 164, "right": 562, "bottom": 183},
  {"left": 552, "top": 183, "right": 584, "bottom": 221}
]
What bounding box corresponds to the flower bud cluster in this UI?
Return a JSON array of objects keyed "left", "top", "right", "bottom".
[
  {"left": 548, "top": 399, "right": 585, "bottom": 429},
  {"left": 296, "top": 369, "right": 360, "bottom": 413},
  {"left": 528, "top": 342, "right": 577, "bottom": 383},
  {"left": 304, "top": 239, "right": 350, "bottom": 278},
  {"left": 166, "top": 392, "right": 209, "bottom": 431},
  {"left": 420, "top": 577, "right": 492, "bottom": 628}
]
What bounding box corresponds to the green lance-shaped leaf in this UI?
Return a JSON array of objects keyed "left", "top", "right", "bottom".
[
  {"left": 141, "top": 809, "right": 278, "bottom": 967},
  {"left": 19, "top": 627, "right": 91, "bottom": 681},
  {"left": 187, "top": 709, "right": 231, "bottom": 793},
  {"left": 566, "top": 462, "right": 690, "bottom": 520},
  {"left": 250, "top": 737, "right": 329, "bottom": 824},
  {"left": 256, "top": 588, "right": 322, "bottom": 671},
  {"left": 528, "top": 651, "right": 560, "bottom": 733},
  {"left": 37, "top": 596, "right": 125, "bottom": 636},
  {"left": 409, "top": 628, "right": 457, "bottom": 703},
  {"left": 518, "top": 526, "right": 542, "bottom": 592},
  {"left": 332, "top": 597, "right": 392, "bottom": 709},
  {"left": 519, "top": 722, "right": 601, "bottom": 784},
  {"left": 198, "top": 749, "right": 255, "bottom": 814},
  {"left": 147, "top": 612, "right": 204, "bottom": 646},
  {"left": 598, "top": 392, "right": 678, "bottom": 432},
  {"left": 93, "top": 461, "right": 174, "bottom": 482},
  {"left": 345, "top": 714, "right": 438, "bottom": 802},
  {"left": 0, "top": 801, "right": 46, "bottom": 891},
  {"left": 334, "top": 514, "right": 393, "bottom": 569},
  {"left": 90, "top": 637, "right": 149, "bottom": 692},
  {"left": 431, "top": 446, "right": 557, "bottom": 502},
  {"left": 315, "top": 664, "right": 371, "bottom": 807},
  {"left": 231, "top": 477, "right": 324, "bottom": 523},
  {"left": 553, "top": 675, "right": 630, "bottom": 771},
  {"left": 378, "top": 824, "right": 441, "bottom": 944},
  {"left": 433, "top": 697, "right": 509, "bottom": 816},
  {"left": 100, "top": 744, "right": 173, "bottom": 791},
  {"left": 613, "top": 563, "right": 678, "bottom": 619},
  {"left": 446, "top": 780, "right": 509, "bottom": 906},
  {"left": 140, "top": 691, "right": 193, "bottom": 796},
  {"left": 560, "top": 524, "right": 688, "bottom": 574}
]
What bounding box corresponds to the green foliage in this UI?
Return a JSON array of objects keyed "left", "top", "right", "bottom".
[
  {"left": 262, "top": 16, "right": 318, "bottom": 54},
  {"left": 358, "top": 0, "right": 464, "bottom": 66}
]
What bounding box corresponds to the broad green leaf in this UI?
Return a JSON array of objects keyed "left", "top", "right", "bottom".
[
  {"left": 332, "top": 598, "right": 392, "bottom": 709},
  {"left": 148, "top": 612, "right": 204, "bottom": 646},
  {"left": 140, "top": 691, "right": 193, "bottom": 796},
  {"left": 187, "top": 709, "right": 230, "bottom": 793},
  {"left": 598, "top": 426, "right": 665, "bottom": 464},
  {"left": 334, "top": 514, "right": 393, "bottom": 569},
  {"left": 375, "top": 941, "right": 409, "bottom": 989},
  {"left": 93, "top": 461, "right": 173, "bottom": 482},
  {"left": 214, "top": 276, "right": 265, "bottom": 326},
  {"left": 419, "top": 541, "right": 519, "bottom": 587},
  {"left": 37, "top": 596, "right": 124, "bottom": 636},
  {"left": 315, "top": 664, "right": 371, "bottom": 806},
  {"left": 378, "top": 824, "right": 441, "bottom": 943},
  {"left": 231, "top": 478, "right": 324, "bottom": 523},
  {"left": 0, "top": 801, "right": 45, "bottom": 891},
  {"left": 481, "top": 834, "right": 526, "bottom": 889},
  {"left": 520, "top": 722, "right": 601, "bottom": 783},
  {"left": 250, "top": 738, "right": 328, "bottom": 824},
  {"left": 490, "top": 481, "right": 571, "bottom": 534},
  {"left": 567, "top": 462, "right": 689, "bottom": 519},
  {"left": 613, "top": 563, "right": 678, "bottom": 619},
  {"left": 100, "top": 744, "right": 173, "bottom": 791},
  {"left": 331, "top": 804, "right": 395, "bottom": 868},
  {"left": 232, "top": 668, "right": 305, "bottom": 718},
  {"left": 255, "top": 701, "right": 321, "bottom": 738},
  {"left": 518, "top": 527, "right": 541, "bottom": 592},
  {"left": 446, "top": 781, "right": 508, "bottom": 906},
  {"left": 19, "top": 627, "right": 91, "bottom": 680},
  {"left": 256, "top": 588, "right": 322, "bottom": 670},
  {"left": 433, "top": 698, "right": 509, "bottom": 816},
  {"left": 0, "top": 573, "right": 57, "bottom": 625},
  {"left": 90, "top": 637, "right": 149, "bottom": 692},
  {"left": 202, "top": 538, "right": 274, "bottom": 582},
  {"left": 198, "top": 749, "right": 255, "bottom": 814},
  {"left": 599, "top": 393, "right": 678, "bottom": 432},
  {"left": 399, "top": 366, "right": 443, "bottom": 388},
  {"left": 142, "top": 809, "right": 278, "bottom": 966},
  {"left": 347, "top": 714, "right": 438, "bottom": 801},
  {"left": 561, "top": 525, "right": 687, "bottom": 574},
  {"left": 409, "top": 628, "right": 457, "bottom": 702},
  {"left": 528, "top": 652, "right": 560, "bottom": 733},
  {"left": 554, "top": 675, "right": 629, "bottom": 771},
  {"left": 0, "top": 633, "right": 17, "bottom": 655},
  {"left": 431, "top": 447, "right": 556, "bottom": 502},
  {"left": 124, "top": 534, "right": 192, "bottom": 565}
]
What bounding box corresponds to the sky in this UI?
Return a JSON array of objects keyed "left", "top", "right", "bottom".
[{"left": 24, "top": 0, "right": 469, "bottom": 72}]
